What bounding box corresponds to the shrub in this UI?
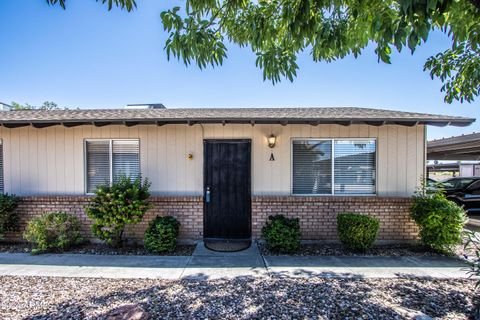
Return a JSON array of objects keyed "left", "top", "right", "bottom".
[
  {"left": 86, "top": 175, "right": 152, "bottom": 247},
  {"left": 262, "top": 215, "right": 300, "bottom": 253},
  {"left": 465, "top": 231, "right": 480, "bottom": 318},
  {"left": 337, "top": 213, "right": 380, "bottom": 252},
  {"left": 410, "top": 188, "right": 466, "bottom": 253},
  {"left": 0, "top": 194, "right": 19, "bottom": 240},
  {"left": 144, "top": 216, "right": 180, "bottom": 253},
  {"left": 23, "top": 212, "right": 83, "bottom": 254}
]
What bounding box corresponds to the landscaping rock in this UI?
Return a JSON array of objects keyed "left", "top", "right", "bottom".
[
  {"left": 0, "top": 276, "right": 474, "bottom": 319},
  {"left": 105, "top": 304, "right": 149, "bottom": 320}
]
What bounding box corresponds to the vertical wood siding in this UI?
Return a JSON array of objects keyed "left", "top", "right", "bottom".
[{"left": 0, "top": 124, "right": 425, "bottom": 196}]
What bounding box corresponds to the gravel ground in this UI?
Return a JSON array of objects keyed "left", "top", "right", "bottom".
[
  {"left": 0, "top": 276, "right": 474, "bottom": 319},
  {"left": 0, "top": 242, "right": 196, "bottom": 256},
  {"left": 257, "top": 242, "right": 468, "bottom": 257}
]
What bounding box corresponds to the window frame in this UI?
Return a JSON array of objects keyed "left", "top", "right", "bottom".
[
  {"left": 0, "top": 139, "right": 3, "bottom": 194},
  {"left": 84, "top": 138, "right": 140, "bottom": 195},
  {"left": 290, "top": 137, "right": 377, "bottom": 196}
]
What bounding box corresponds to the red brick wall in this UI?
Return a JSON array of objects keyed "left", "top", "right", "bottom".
[
  {"left": 4, "top": 195, "right": 418, "bottom": 243},
  {"left": 252, "top": 196, "right": 418, "bottom": 241},
  {"left": 5, "top": 196, "right": 203, "bottom": 243}
]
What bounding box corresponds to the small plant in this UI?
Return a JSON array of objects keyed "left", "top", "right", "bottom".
[
  {"left": 465, "top": 231, "right": 480, "bottom": 319},
  {"left": 337, "top": 213, "right": 380, "bottom": 252},
  {"left": 144, "top": 216, "right": 180, "bottom": 253},
  {"left": 23, "top": 212, "right": 83, "bottom": 254},
  {"left": 410, "top": 186, "right": 467, "bottom": 254},
  {"left": 86, "top": 175, "right": 152, "bottom": 247},
  {"left": 0, "top": 193, "right": 19, "bottom": 240},
  {"left": 262, "top": 215, "right": 300, "bottom": 253}
]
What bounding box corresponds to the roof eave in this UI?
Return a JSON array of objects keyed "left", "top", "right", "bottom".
[{"left": 0, "top": 117, "right": 474, "bottom": 128}]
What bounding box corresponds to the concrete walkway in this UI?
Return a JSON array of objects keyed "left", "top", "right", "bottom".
[{"left": 0, "top": 242, "right": 471, "bottom": 280}]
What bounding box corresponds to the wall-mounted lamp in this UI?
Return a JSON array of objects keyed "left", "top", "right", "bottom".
[{"left": 267, "top": 134, "right": 276, "bottom": 148}]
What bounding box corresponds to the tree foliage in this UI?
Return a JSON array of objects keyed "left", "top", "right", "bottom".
[
  {"left": 47, "top": 0, "right": 480, "bottom": 103},
  {"left": 10, "top": 101, "right": 64, "bottom": 110}
]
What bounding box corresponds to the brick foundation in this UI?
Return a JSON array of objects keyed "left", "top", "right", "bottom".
[
  {"left": 252, "top": 196, "right": 418, "bottom": 241},
  {"left": 5, "top": 196, "right": 203, "bottom": 243},
  {"left": 4, "top": 195, "right": 418, "bottom": 243}
]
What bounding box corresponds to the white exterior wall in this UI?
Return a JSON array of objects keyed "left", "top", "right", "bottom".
[{"left": 0, "top": 123, "right": 425, "bottom": 196}]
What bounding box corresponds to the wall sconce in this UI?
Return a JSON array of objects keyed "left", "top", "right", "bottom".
[{"left": 267, "top": 134, "right": 276, "bottom": 148}]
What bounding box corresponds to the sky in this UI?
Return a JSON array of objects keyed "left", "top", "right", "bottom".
[{"left": 0, "top": 0, "right": 478, "bottom": 140}]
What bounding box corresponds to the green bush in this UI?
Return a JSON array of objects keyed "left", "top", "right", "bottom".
[
  {"left": 23, "top": 212, "right": 83, "bottom": 254},
  {"left": 86, "top": 175, "right": 152, "bottom": 247},
  {"left": 262, "top": 215, "right": 300, "bottom": 253},
  {"left": 337, "top": 213, "right": 380, "bottom": 252},
  {"left": 410, "top": 189, "right": 466, "bottom": 253},
  {"left": 0, "top": 194, "right": 19, "bottom": 240},
  {"left": 144, "top": 216, "right": 180, "bottom": 253}
]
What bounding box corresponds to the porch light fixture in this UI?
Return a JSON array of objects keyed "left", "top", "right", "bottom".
[{"left": 267, "top": 134, "right": 276, "bottom": 148}]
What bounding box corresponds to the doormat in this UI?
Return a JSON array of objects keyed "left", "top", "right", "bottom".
[{"left": 204, "top": 239, "right": 251, "bottom": 252}]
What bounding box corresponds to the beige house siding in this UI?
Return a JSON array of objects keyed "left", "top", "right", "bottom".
[{"left": 0, "top": 123, "right": 425, "bottom": 196}]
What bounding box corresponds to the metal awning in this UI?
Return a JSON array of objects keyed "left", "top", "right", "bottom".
[{"left": 427, "top": 132, "right": 480, "bottom": 161}]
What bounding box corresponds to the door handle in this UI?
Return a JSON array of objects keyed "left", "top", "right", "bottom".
[{"left": 205, "top": 186, "right": 211, "bottom": 203}]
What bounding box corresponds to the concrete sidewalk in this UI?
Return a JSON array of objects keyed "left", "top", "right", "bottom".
[{"left": 0, "top": 242, "right": 471, "bottom": 280}]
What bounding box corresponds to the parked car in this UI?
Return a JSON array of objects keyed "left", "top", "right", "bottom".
[
  {"left": 444, "top": 179, "right": 480, "bottom": 214},
  {"left": 435, "top": 177, "right": 480, "bottom": 196}
]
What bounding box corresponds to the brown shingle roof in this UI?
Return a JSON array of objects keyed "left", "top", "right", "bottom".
[{"left": 0, "top": 107, "right": 474, "bottom": 128}]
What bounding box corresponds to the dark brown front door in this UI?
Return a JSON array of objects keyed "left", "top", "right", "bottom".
[{"left": 203, "top": 139, "right": 251, "bottom": 240}]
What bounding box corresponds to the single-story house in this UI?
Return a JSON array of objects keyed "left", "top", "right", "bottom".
[{"left": 0, "top": 107, "right": 475, "bottom": 243}]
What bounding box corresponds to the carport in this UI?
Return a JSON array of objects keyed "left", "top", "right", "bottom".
[{"left": 428, "top": 132, "right": 480, "bottom": 161}]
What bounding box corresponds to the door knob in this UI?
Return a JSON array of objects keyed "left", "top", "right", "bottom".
[{"left": 205, "top": 186, "right": 211, "bottom": 203}]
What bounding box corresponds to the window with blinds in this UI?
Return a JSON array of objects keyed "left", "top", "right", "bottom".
[
  {"left": 334, "top": 140, "right": 376, "bottom": 195},
  {"left": 112, "top": 140, "right": 140, "bottom": 182},
  {"left": 0, "top": 140, "right": 4, "bottom": 194},
  {"left": 85, "top": 139, "right": 140, "bottom": 193},
  {"left": 292, "top": 140, "right": 332, "bottom": 195},
  {"left": 292, "top": 139, "right": 376, "bottom": 195}
]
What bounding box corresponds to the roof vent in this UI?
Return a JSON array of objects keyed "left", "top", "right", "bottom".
[{"left": 125, "top": 103, "right": 166, "bottom": 109}]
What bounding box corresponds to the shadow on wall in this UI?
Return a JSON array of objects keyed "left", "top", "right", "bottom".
[{"left": 10, "top": 275, "right": 473, "bottom": 319}]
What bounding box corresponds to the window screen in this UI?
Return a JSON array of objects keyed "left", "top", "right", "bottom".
[
  {"left": 334, "top": 140, "right": 376, "bottom": 194},
  {"left": 86, "top": 141, "right": 110, "bottom": 193},
  {"left": 112, "top": 140, "right": 140, "bottom": 182},
  {"left": 292, "top": 140, "right": 332, "bottom": 195}
]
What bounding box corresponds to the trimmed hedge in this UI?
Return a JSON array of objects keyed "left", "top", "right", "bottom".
[
  {"left": 23, "top": 212, "right": 83, "bottom": 254},
  {"left": 262, "top": 215, "right": 300, "bottom": 253},
  {"left": 337, "top": 213, "right": 380, "bottom": 252},
  {"left": 144, "top": 216, "right": 180, "bottom": 253}
]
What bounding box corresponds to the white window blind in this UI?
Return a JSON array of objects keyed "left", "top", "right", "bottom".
[
  {"left": 0, "top": 140, "right": 4, "bottom": 194},
  {"left": 292, "top": 139, "right": 376, "bottom": 195},
  {"left": 86, "top": 141, "right": 110, "bottom": 193},
  {"left": 112, "top": 140, "right": 140, "bottom": 182},
  {"left": 292, "top": 140, "right": 332, "bottom": 195},
  {"left": 86, "top": 139, "right": 140, "bottom": 193},
  {"left": 334, "top": 140, "right": 376, "bottom": 195}
]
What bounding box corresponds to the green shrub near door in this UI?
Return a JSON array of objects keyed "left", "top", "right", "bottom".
[
  {"left": 144, "top": 216, "right": 180, "bottom": 253},
  {"left": 23, "top": 212, "right": 83, "bottom": 254},
  {"left": 262, "top": 215, "right": 301, "bottom": 253},
  {"left": 337, "top": 213, "right": 380, "bottom": 252}
]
